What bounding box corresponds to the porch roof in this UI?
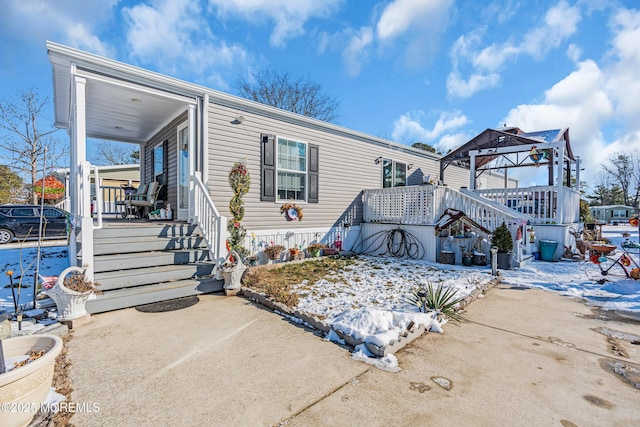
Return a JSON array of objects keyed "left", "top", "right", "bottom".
[{"left": 440, "top": 127, "right": 576, "bottom": 172}]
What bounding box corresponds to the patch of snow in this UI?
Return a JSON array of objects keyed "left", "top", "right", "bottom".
[{"left": 351, "top": 345, "right": 401, "bottom": 372}]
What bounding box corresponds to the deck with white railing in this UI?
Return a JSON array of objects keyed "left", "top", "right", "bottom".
[
  {"left": 475, "top": 185, "right": 580, "bottom": 224},
  {"left": 363, "top": 184, "right": 580, "bottom": 229}
]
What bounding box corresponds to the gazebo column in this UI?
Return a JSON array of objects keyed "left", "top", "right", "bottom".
[
  {"left": 469, "top": 151, "right": 476, "bottom": 190},
  {"left": 575, "top": 156, "right": 581, "bottom": 192},
  {"left": 556, "top": 146, "right": 565, "bottom": 223}
]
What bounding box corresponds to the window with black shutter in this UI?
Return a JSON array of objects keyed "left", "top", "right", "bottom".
[{"left": 261, "top": 134, "right": 319, "bottom": 203}]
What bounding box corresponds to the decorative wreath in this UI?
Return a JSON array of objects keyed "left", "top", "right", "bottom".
[{"left": 280, "top": 202, "right": 303, "bottom": 221}]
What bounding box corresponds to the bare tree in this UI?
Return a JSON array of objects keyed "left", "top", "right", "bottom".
[
  {"left": 0, "top": 90, "right": 66, "bottom": 203},
  {"left": 235, "top": 70, "right": 340, "bottom": 123},
  {"left": 91, "top": 141, "right": 139, "bottom": 166},
  {"left": 600, "top": 152, "right": 640, "bottom": 207}
]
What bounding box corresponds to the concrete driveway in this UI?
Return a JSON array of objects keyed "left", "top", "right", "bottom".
[{"left": 68, "top": 286, "right": 640, "bottom": 427}]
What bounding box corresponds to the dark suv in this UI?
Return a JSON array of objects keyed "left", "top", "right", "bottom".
[{"left": 0, "top": 205, "right": 70, "bottom": 244}]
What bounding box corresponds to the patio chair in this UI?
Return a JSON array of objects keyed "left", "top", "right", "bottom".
[
  {"left": 116, "top": 183, "right": 147, "bottom": 218},
  {"left": 124, "top": 181, "right": 162, "bottom": 219}
]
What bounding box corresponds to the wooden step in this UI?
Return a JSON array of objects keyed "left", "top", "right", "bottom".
[
  {"left": 92, "top": 222, "right": 200, "bottom": 239},
  {"left": 86, "top": 277, "right": 223, "bottom": 314},
  {"left": 93, "top": 249, "right": 211, "bottom": 273},
  {"left": 95, "top": 263, "right": 215, "bottom": 291},
  {"left": 92, "top": 235, "right": 207, "bottom": 256}
]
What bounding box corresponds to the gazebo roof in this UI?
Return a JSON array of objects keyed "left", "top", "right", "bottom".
[{"left": 440, "top": 127, "right": 576, "bottom": 172}]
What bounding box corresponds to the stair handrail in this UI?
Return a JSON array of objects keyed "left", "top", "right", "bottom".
[
  {"left": 191, "top": 174, "right": 228, "bottom": 266},
  {"left": 437, "top": 186, "right": 530, "bottom": 231},
  {"left": 458, "top": 187, "right": 532, "bottom": 221}
]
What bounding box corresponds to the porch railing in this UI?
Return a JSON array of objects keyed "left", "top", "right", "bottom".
[
  {"left": 363, "top": 185, "right": 529, "bottom": 231},
  {"left": 475, "top": 185, "right": 580, "bottom": 224},
  {"left": 55, "top": 198, "right": 70, "bottom": 212},
  {"left": 191, "top": 175, "right": 227, "bottom": 265},
  {"left": 91, "top": 185, "right": 128, "bottom": 216}
]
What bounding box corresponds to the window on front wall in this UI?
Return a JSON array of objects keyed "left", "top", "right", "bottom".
[
  {"left": 382, "top": 159, "right": 407, "bottom": 188},
  {"left": 261, "top": 134, "right": 319, "bottom": 203},
  {"left": 277, "top": 138, "right": 307, "bottom": 201}
]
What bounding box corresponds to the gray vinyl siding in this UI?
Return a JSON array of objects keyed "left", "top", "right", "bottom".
[
  {"left": 207, "top": 103, "right": 456, "bottom": 230},
  {"left": 144, "top": 112, "right": 187, "bottom": 209}
]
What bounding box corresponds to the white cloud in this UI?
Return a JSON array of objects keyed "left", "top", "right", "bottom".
[
  {"left": 446, "top": 72, "right": 500, "bottom": 99},
  {"left": 436, "top": 132, "right": 471, "bottom": 154},
  {"left": 501, "top": 59, "right": 614, "bottom": 187},
  {"left": 604, "top": 8, "right": 640, "bottom": 131},
  {"left": 391, "top": 110, "right": 468, "bottom": 145},
  {"left": 448, "top": 0, "right": 582, "bottom": 98},
  {"left": 376, "top": 0, "right": 453, "bottom": 40},
  {"left": 375, "top": 0, "right": 454, "bottom": 68},
  {"left": 207, "top": 0, "right": 341, "bottom": 47},
  {"left": 123, "top": 0, "right": 248, "bottom": 86},
  {"left": 0, "top": 0, "right": 115, "bottom": 56},
  {"left": 342, "top": 27, "right": 374, "bottom": 77}
]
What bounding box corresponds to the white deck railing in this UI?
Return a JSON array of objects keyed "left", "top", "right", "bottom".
[
  {"left": 363, "top": 185, "right": 530, "bottom": 231},
  {"left": 191, "top": 175, "right": 227, "bottom": 264},
  {"left": 475, "top": 185, "right": 580, "bottom": 224}
]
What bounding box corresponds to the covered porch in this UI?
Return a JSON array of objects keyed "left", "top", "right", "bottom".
[{"left": 48, "top": 42, "right": 227, "bottom": 282}]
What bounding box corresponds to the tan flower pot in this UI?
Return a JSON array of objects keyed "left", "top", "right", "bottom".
[{"left": 0, "top": 334, "right": 63, "bottom": 427}]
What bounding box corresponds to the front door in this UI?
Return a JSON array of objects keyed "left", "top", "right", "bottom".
[{"left": 177, "top": 122, "right": 189, "bottom": 221}]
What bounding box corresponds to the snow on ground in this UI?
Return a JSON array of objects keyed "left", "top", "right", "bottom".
[
  {"left": 501, "top": 224, "right": 640, "bottom": 314},
  {"left": 0, "top": 245, "right": 69, "bottom": 311},
  {"left": 293, "top": 256, "right": 491, "bottom": 355}
]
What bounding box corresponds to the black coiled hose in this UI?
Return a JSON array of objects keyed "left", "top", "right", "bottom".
[{"left": 360, "top": 228, "right": 425, "bottom": 259}]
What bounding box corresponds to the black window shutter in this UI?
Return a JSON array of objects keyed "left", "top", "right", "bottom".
[
  {"left": 308, "top": 144, "right": 319, "bottom": 203},
  {"left": 261, "top": 134, "right": 276, "bottom": 202}
]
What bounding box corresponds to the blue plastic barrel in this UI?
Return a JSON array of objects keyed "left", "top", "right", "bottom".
[{"left": 539, "top": 240, "right": 558, "bottom": 261}]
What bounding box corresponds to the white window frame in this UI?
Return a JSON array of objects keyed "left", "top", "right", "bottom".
[
  {"left": 612, "top": 209, "right": 627, "bottom": 218},
  {"left": 276, "top": 136, "right": 308, "bottom": 202},
  {"left": 381, "top": 158, "right": 407, "bottom": 188}
]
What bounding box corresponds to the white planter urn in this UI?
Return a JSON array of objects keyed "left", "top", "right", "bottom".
[
  {"left": 0, "top": 334, "right": 63, "bottom": 427},
  {"left": 46, "top": 266, "right": 93, "bottom": 321},
  {"left": 221, "top": 251, "right": 247, "bottom": 296}
]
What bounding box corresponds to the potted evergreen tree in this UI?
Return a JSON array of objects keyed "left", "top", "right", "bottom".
[{"left": 492, "top": 222, "right": 513, "bottom": 270}]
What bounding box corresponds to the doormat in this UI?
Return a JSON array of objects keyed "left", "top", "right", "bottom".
[{"left": 135, "top": 296, "right": 199, "bottom": 313}]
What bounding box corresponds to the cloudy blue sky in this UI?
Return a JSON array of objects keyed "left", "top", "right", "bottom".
[{"left": 1, "top": 0, "right": 639, "bottom": 188}]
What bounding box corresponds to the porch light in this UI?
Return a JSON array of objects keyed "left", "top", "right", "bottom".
[{"left": 375, "top": 156, "right": 383, "bottom": 165}]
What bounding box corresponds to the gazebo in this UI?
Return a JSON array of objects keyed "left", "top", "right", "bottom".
[{"left": 439, "top": 127, "right": 582, "bottom": 225}]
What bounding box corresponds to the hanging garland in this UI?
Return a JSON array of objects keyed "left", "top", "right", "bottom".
[
  {"left": 280, "top": 201, "right": 303, "bottom": 221},
  {"left": 227, "top": 162, "right": 250, "bottom": 258}
]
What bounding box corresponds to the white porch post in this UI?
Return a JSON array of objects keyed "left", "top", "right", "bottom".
[
  {"left": 188, "top": 104, "right": 196, "bottom": 222},
  {"left": 72, "top": 73, "right": 95, "bottom": 280},
  {"left": 556, "top": 146, "right": 565, "bottom": 223},
  {"left": 469, "top": 151, "right": 476, "bottom": 190},
  {"left": 139, "top": 144, "right": 145, "bottom": 184},
  {"left": 202, "top": 94, "right": 210, "bottom": 187}
]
